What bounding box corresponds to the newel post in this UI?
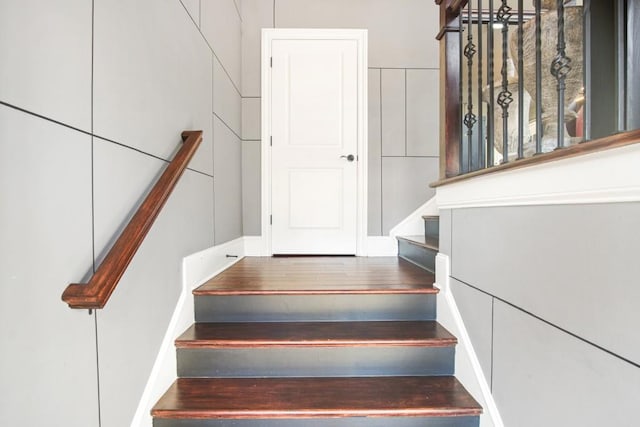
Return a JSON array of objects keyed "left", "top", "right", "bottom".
[{"left": 436, "top": 0, "right": 464, "bottom": 179}]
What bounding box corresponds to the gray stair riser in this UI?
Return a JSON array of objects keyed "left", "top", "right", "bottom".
[
  {"left": 195, "top": 294, "right": 437, "bottom": 322},
  {"left": 398, "top": 240, "right": 437, "bottom": 273},
  {"left": 177, "top": 346, "right": 455, "bottom": 378},
  {"left": 155, "top": 416, "right": 479, "bottom": 427},
  {"left": 424, "top": 217, "right": 440, "bottom": 241}
]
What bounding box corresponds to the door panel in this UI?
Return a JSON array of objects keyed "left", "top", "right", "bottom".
[
  {"left": 288, "top": 169, "right": 343, "bottom": 229},
  {"left": 271, "top": 38, "right": 359, "bottom": 254}
]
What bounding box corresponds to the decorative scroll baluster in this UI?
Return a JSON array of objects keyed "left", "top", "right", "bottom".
[
  {"left": 477, "top": 0, "right": 485, "bottom": 168},
  {"left": 463, "top": 0, "right": 477, "bottom": 171},
  {"left": 534, "top": 0, "right": 543, "bottom": 154},
  {"left": 497, "top": 0, "right": 513, "bottom": 163},
  {"left": 517, "top": 0, "right": 525, "bottom": 159},
  {"left": 487, "top": 0, "right": 495, "bottom": 167},
  {"left": 550, "top": 0, "right": 572, "bottom": 149}
]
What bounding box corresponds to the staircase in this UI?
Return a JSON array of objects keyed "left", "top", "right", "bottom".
[
  {"left": 397, "top": 215, "right": 440, "bottom": 273},
  {"left": 152, "top": 219, "right": 482, "bottom": 426}
]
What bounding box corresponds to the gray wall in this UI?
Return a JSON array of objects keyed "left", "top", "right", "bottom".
[
  {"left": 0, "top": 0, "right": 241, "bottom": 426},
  {"left": 240, "top": 0, "right": 441, "bottom": 236},
  {"left": 441, "top": 204, "right": 640, "bottom": 426}
]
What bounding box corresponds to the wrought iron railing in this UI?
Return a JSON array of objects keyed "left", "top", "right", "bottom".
[{"left": 434, "top": 0, "right": 640, "bottom": 181}]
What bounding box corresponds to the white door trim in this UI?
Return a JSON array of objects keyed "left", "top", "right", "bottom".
[{"left": 261, "top": 28, "right": 368, "bottom": 256}]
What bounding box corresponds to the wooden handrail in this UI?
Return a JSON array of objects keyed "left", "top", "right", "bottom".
[{"left": 62, "top": 130, "right": 203, "bottom": 309}]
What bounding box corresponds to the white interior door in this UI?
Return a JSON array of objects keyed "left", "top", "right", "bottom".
[{"left": 270, "top": 37, "right": 360, "bottom": 254}]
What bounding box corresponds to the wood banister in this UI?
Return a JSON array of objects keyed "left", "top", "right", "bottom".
[
  {"left": 436, "top": 0, "right": 463, "bottom": 179},
  {"left": 62, "top": 130, "right": 203, "bottom": 309}
]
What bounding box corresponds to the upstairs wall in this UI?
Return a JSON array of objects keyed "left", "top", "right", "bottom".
[
  {"left": 0, "top": 1, "right": 242, "bottom": 426},
  {"left": 240, "top": 0, "right": 442, "bottom": 236}
]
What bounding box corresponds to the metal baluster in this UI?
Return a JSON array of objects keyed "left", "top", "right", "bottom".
[
  {"left": 463, "top": 0, "right": 477, "bottom": 171},
  {"left": 517, "top": 0, "right": 525, "bottom": 159},
  {"left": 487, "top": 0, "right": 495, "bottom": 166},
  {"left": 477, "top": 0, "right": 485, "bottom": 168},
  {"left": 535, "top": 0, "right": 543, "bottom": 153},
  {"left": 550, "top": 0, "right": 572, "bottom": 149},
  {"left": 497, "top": 0, "right": 513, "bottom": 163}
]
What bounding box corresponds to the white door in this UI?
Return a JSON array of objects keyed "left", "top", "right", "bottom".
[{"left": 270, "top": 35, "right": 361, "bottom": 254}]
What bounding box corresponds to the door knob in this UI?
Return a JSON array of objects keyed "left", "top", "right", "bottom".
[{"left": 340, "top": 154, "right": 355, "bottom": 162}]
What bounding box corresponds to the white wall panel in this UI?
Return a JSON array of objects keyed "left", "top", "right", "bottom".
[
  {"left": 181, "top": 0, "right": 201, "bottom": 27},
  {"left": 93, "top": 0, "right": 213, "bottom": 175},
  {"left": 493, "top": 301, "right": 640, "bottom": 427},
  {"left": 274, "top": 0, "right": 438, "bottom": 69},
  {"left": 450, "top": 278, "right": 493, "bottom": 383},
  {"left": 202, "top": 0, "right": 242, "bottom": 89},
  {"left": 381, "top": 157, "right": 438, "bottom": 233},
  {"left": 0, "top": 0, "right": 92, "bottom": 131},
  {"left": 381, "top": 69, "right": 406, "bottom": 156},
  {"left": 0, "top": 105, "right": 98, "bottom": 427},
  {"left": 214, "top": 56, "right": 242, "bottom": 136},
  {"left": 438, "top": 209, "right": 452, "bottom": 256},
  {"left": 214, "top": 116, "right": 243, "bottom": 244},
  {"left": 242, "top": 97, "right": 261, "bottom": 140},
  {"left": 451, "top": 203, "right": 640, "bottom": 365},
  {"left": 242, "top": 140, "right": 262, "bottom": 235},
  {"left": 241, "top": 0, "right": 274, "bottom": 96},
  {"left": 407, "top": 69, "right": 439, "bottom": 157},
  {"left": 368, "top": 69, "right": 382, "bottom": 236}
]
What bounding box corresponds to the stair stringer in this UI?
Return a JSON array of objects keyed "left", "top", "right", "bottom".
[
  {"left": 130, "top": 237, "right": 245, "bottom": 427},
  {"left": 435, "top": 253, "right": 504, "bottom": 427}
]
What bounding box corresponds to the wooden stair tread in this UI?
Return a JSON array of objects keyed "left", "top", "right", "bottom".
[
  {"left": 176, "top": 321, "right": 457, "bottom": 348},
  {"left": 194, "top": 257, "right": 436, "bottom": 296},
  {"left": 397, "top": 235, "right": 439, "bottom": 252},
  {"left": 152, "top": 376, "right": 482, "bottom": 419}
]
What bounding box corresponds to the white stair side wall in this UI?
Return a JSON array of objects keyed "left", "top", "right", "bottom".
[
  {"left": 435, "top": 253, "right": 504, "bottom": 427},
  {"left": 130, "top": 237, "right": 245, "bottom": 427},
  {"left": 389, "top": 195, "right": 438, "bottom": 237}
]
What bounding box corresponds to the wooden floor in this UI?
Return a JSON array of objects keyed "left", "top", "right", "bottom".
[
  {"left": 152, "top": 376, "right": 483, "bottom": 419},
  {"left": 176, "top": 321, "right": 457, "bottom": 348},
  {"left": 194, "top": 257, "right": 436, "bottom": 295}
]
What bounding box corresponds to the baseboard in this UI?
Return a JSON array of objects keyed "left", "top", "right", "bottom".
[
  {"left": 243, "top": 235, "right": 266, "bottom": 256},
  {"left": 243, "top": 235, "right": 399, "bottom": 257},
  {"left": 435, "top": 253, "right": 504, "bottom": 427},
  {"left": 130, "top": 237, "right": 245, "bottom": 427},
  {"left": 366, "top": 236, "right": 397, "bottom": 256},
  {"left": 389, "top": 196, "right": 439, "bottom": 237}
]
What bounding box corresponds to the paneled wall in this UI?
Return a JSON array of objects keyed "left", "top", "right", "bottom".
[
  {"left": 441, "top": 203, "right": 640, "bottom": 426},
  {"left": 240, "top": 0, "right": 441, "bottom": 236},
  {"left": 0, "top": 0, "right": 242, "bottom": 426}
]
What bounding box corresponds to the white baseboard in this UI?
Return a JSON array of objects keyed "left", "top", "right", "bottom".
[
  {"left": 242, "top": 235, "right": 399, "bottom": 257},
  {"left": 243, "top": 235, "right": 267, "bottom": 256},
  {"left": 389, "top": 196, "right": 439, "bottom": 237},
  {"left": 435, "top": 253, "right": 504, "bottom": 427},
  {"left": 130, "top": 237, "right": 245, "bottom": 427},
  {"left": 365, "top": 236, "right": 397, "bottom": 256}
]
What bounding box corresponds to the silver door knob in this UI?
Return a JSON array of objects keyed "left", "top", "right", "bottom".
[{"left": 340, "top": 154, "right": 355, "bottom": 162}]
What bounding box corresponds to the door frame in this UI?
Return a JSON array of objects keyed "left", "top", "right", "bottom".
[{"left": 260, "top": 28, "right": 368, "bottom": 256}]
